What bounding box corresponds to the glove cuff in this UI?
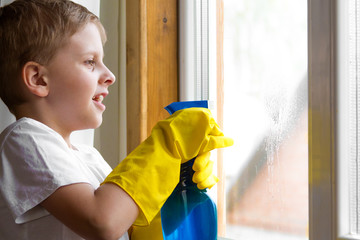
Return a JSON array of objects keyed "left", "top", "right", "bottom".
[{"left": 102, "top": 153, "right": 180, "bottom": 226}]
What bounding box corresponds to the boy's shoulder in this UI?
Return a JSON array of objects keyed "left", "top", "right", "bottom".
[
  {"left": 0, "top": 118, "right": 61, "bottom": 150},
  {"left": 0, "top": 118, "right": 30, "bottom": 142},
  {"left": 1, "top": 118, "right": 41, "bottom": 137}
]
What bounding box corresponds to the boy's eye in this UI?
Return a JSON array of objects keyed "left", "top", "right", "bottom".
[{"left": 85, "top": 59, "right": 96, "bottom": 68}]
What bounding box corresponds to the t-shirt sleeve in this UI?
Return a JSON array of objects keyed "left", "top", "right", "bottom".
[{"left": 0, "top": 121, "right": 94, "bottom": 224}]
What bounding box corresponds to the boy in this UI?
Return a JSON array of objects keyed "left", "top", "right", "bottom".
[{"left": 0, "top": 1, "right": 233, "bottom": 239}]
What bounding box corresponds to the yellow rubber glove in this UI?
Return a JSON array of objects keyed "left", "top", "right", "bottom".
[
  {"left": 129, "top": 151, "right": 218, "bottom": 240},
  {"left": 130, "top": 212, "right": 163, "bottom": 240},
  {"left": 192, "top": 151, "right": 218, "bottom": 190},
  {"left": 102, "top": 108, "right": 233, "bottom": 227}
]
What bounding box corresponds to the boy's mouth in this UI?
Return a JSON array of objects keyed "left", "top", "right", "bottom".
[{"left": 92, "top": 94, "right": 104, "bottom": 103}]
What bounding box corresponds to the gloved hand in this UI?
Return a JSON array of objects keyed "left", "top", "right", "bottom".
[
  {"left": 102, "top": 108, "right": 233, "bottom": 226},
  {"left": 192, "top": 151, "right": 218, "bottom": 189},
  {"left": 130, "top": 151, "right": 217, "bottom": 239}
]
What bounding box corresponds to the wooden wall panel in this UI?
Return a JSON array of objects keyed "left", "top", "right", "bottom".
[
  {"left": 126, "top": 0, "right": 178, "bottom": 153},
  {"left": 147, "top": 0, "right": 178, "bottom": 134}
]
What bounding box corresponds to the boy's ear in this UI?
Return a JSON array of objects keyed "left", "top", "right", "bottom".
[{"left": 22, "top": 61, "right": 49, "bottom": 97}]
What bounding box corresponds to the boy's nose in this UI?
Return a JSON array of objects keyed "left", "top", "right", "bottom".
[{"left": 100, "top": 66, "right": 116, "bottom": 86}]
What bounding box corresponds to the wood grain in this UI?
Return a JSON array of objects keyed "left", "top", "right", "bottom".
[{"left": 126, "top": 0, "right": 178, "bottom": 152}]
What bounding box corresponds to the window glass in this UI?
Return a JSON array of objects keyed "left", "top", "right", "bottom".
[{"left": 222, "top": 0, "right": 308, "bottom": 239}]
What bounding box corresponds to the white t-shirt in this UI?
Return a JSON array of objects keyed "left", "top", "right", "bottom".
[{"left": 0, "top": 118, "right": 129, "bottom": 240}]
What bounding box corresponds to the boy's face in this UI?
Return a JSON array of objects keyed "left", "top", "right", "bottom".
[{"left": 43, "top": 23, "right": 115, "bottom": 133}]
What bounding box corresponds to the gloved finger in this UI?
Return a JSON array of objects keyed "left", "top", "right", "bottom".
[
  {"left": 197, "top": 175, "right": 219, "bottom": 190},
  {"left": 193, "top": 159, "right": 213, "bottom": 183},
  {"left": 201, "top": 135, "right": 234, "bottom": 153},
  {"left": 209, "top": 119, "right": 225, "bottom": 136},
  {"left": 193, "top": 152, "right": 211, "bottom": 171}
]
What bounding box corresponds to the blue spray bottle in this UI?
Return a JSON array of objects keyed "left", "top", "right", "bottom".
[{"left": 161, "top": 100, "right": 218, "bottom": 240}]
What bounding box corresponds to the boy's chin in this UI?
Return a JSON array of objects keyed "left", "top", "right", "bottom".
[
  {"left": 92, "top": 117, "right": 103, "bottom": 129},
  {"left": 80, "top": 116, "right": 103, "bottom": 130}
]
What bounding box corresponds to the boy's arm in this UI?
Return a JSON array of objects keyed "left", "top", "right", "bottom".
[
  {"left": 102, "top": 108, "right": 233, "bottom": 226},
  {"left": 41, "top": 108, "right": 232, "bottom": 240},
  {"left": 41, "top": 182, "right": 139, "bottom": 240}
]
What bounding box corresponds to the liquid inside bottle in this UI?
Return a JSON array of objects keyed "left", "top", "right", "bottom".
[{"left": 161, "top": 158, "right": 217, "bottom": 240}]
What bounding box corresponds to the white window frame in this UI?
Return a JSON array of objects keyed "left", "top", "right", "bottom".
[
  {"left": 179, "top": 0, "right": 212, "bottom": 101},
  {"left": 336, "top": 0, "right": 360, "bottom": 239}
]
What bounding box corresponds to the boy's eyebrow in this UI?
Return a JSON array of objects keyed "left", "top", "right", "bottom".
[{"left": 78, "top": 49, "right": 104, "bottom": 59}]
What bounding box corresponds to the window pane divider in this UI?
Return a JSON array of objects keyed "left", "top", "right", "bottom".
[{"left": 308, "top": 0, "right": 337, "bottom": 239}]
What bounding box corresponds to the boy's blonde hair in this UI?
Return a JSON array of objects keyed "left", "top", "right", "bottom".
[{"left": 0, "top": 0, "right": 106, "bottom": 112}]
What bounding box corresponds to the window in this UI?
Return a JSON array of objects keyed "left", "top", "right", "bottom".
[
  {"left": 213, "top": 0, "right": 360, "bottom": 239},
  {"left": 179, "top": 0, "right": 308, "bottom": 239},
  {"left": 221, "top": 0, "right": 308, "bottom": 239}
]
